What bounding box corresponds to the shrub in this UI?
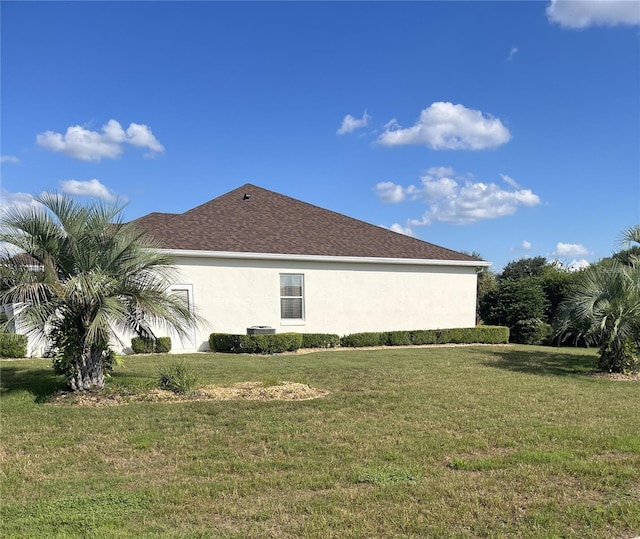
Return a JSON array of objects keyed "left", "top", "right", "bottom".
[
  {"left": 479, "top": 279, "right": 548, "bottom": 342},
  {"left": 0, "top": 333, "right": 28, "bottom": 358},
  {"left": 385, "top": 331, "right": 412, "bottom": 346},
  {"left": 340, "top": 332, "right": 386, "bottom": 347},
  {"left": 155, "top": 337, "right": 172, "bottom": 353},
  {"left": 131, "top": 336, "right": 172, "bottom": 354},
  {"left": 410, "top": 330, "right": 439, "bottom": 345},
  {"left": 254, "top": 333, "right": 302, "bottom": 354},
  {"left": 131, "top": 337, "right": 155, "bottom": 354},
  {"left": 158, "top": 361, "right": 199, "bottom": 395},
  {"left": 511, "top": 319, "right": 552, "bottom": 345},
  {"left": 209, "top": 333, "right": 302, "bottom": 354},
  {"left": 598, "top": 340, "right": 639, "bottom": 374},
  {"left": 301, "top": 333, "right": 340, "bottom": 349}
]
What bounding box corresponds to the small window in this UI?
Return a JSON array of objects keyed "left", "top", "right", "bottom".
[{"left": 280, "top": 274, "right": 304, "bottom": 319}]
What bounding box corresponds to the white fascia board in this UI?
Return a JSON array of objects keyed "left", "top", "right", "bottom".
[{"left": 156, "top": 248, "right": 492, "bottom": 268}]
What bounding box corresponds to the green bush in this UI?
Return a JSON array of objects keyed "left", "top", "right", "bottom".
[
  {"left": 479, "top": 279, "right": 548, "bottom": 342},
  {"left": 209, "top": 333, "right": 302, "bottom": 354},
  {"left": 131, "top": 336, "right": 172, "bottom": 354},
  {"left": 435, "top": 326, "right": 510, "bottom": 345},
  {"left": 158, "top": 361, "right": 198, "bottom": 395},
  {"left": 385, "top": 331, "right": 412, "bottom": 346},
  {"left": 511, "top": 319, "right": 552, "bottom": 345},
  {"left": 340, "top": 332, "right": 386, "bottom": 347},
  {"left": 0, "top": 333, "right": 28, "bottom": 358},
  {"left": 155, "top": 337, "right": 172, "bottom": 353},
  {"left": 341, "top": 327, "right": 509, "bottom": 348},
  {"left": 300, "top": 333, "right": 340, "bottom": 348},
  {"left": 131, "top": 337, "right": 155, "bottom": 354},
  {"left": 598, "top": 340, "right": 639, "bottom": 374},
  {"left": 410, "top": 330, "right": 439, "bottom": 345}
]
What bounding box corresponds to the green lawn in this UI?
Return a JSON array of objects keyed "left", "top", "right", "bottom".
[{"left": 1, "top": 345, "right": 639, "bottom": 538}]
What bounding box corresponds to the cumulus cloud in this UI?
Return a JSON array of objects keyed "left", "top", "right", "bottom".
[
  {"left": 546, "top": 0, "right": 640, "bottom": 28},
  {"left": 377, "top": 102, "right": 511, "bottom": 150},
  {"left": 1, "top": 155, "right": 20, "bottom": 164},
  {"left": 567, "top": 259, "right": 591, "bottom": 271},
  {"left": 337, "top": 111, "right": 370, "bottom": 135},
  {"left": 36, "top": 120, "right": 165, "bottom": 161},
  {"left": 555, "top": 242, "right": 590, "bottom": 257},
  {"left": 59, "top": 179, "right": 121, "bottom": 201},
  {"left": 387, "top": 223, "right": 417, "bottom": 237},
  {"left": 374, "top": 168, "right": 541, "bottom": 225},
  {"left": 374, "top": 181, "right": 407, "bottom": 203},
  {"left": 0, "top": 189, "right": 44, "bottom": 219},
  {"left": 521, "top": 240, "right": 532, "bottom": 250}
]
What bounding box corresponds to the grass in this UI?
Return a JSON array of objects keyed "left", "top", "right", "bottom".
[{"left": 1, "top": 345, "right": 639, "bottom": 538}]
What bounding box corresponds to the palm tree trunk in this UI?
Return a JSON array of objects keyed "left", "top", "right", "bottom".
[{"left": 68, "top": 348, "right": 105, "bottom": 391}]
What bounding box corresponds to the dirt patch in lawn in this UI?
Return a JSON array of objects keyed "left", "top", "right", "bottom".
[
  {"left": 588, "top": 371, "right": 640, "bottom": 382},
  {"left": 47, "top": 381, "right": 329, "bottom": 407}
]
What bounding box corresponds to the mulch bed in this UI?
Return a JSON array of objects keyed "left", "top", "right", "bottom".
[{"left": 46, "top": 381, "right": 329, "bottom": 407}]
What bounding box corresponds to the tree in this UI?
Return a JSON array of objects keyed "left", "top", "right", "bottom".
[
  {"left": 462, "top": 251, "right": 496, "bottom": 324},
  {"left": 500, "top": 256, "right": 548, "bottom": 281},
  {"left": 0, "top": 194, "right": 198, "bottom": 391},
  {"left": 556, "top": 226, "right": 640, "bottom": 373},
  {"left": 537, "top": 264, "right": 580, "bottom": 327},
  {"left": 479, "top": 279, "right": 548, "bottom": 344}
]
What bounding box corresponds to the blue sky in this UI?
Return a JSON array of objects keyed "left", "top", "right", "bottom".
[{"left": 1, "top": 1, "right": 639, "bottom": 271}]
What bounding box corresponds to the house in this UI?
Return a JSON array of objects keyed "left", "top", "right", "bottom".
[{"left": 128, "top": 184, "right": 490, "bottom": 353}]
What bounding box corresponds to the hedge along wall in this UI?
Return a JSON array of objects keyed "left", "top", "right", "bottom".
[
  {"left": 0, "top": 333, "right": 28, "bottom": 358},
  {"left": 341, "top": 326, "right": 509, "bottom": 348},
  {"left": 209, "top": 333, "right": 303, "bottom": 354},
  {"left": 131, "top": 337, "right": 172, "bottom": 354},
  {"left": 209, "top": 327, "right": 509, "bottom": 354}
]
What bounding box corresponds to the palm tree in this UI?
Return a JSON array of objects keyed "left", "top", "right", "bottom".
[
  {"left": 0, "top": 194, "right": 198, "bottom": 390},
  {"left": 556, "top": 226, "right": 640, "bottom": 373},
  {"left": 620, "top": 224, "right": 640, "bottom": 247}
]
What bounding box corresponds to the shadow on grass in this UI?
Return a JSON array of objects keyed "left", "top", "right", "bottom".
[
  {"left": 481, "top": 346, "right": 597, "bottom": 378},
  {"left": 0, "top": 363, "right": 66, "bottom": 401}
]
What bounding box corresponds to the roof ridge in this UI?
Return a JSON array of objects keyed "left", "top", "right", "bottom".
[{"left": 132, "top": 183, "right": 481, "bottom": 262}]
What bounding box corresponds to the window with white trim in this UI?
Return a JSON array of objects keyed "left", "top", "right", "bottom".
[{"left": 280, "top": 274, "right": 304, "bottom": 319}]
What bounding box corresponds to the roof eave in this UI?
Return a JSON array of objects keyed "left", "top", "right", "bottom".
[{"left": 156, "top": 248, "right": 492, "bottom": 268}]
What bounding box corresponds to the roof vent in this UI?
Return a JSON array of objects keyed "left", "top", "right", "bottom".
[{"left": 243, "top": 193, "right": 250, "bottom": 200}]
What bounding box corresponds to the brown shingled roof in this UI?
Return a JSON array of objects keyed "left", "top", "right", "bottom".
[{"left": 132, "top": 184, "right": 480, "bottom": 262}]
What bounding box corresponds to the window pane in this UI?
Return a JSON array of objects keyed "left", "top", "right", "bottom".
[
  {"left": 280, "top": 274, "right": 302, "bottom": 296},
  {"left": 171, "top": 289, "right": 190, "bottom": 310},
  {"left": 281, "top": 298, "right": 302, "bottom": 319}
]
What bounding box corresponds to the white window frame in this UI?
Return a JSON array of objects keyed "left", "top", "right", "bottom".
[
  {"left": 168, "top": 284, "right": 196, "bottom": 350},
  {"left": 280, "top": 273, "right": 304, "bottom": 322}
]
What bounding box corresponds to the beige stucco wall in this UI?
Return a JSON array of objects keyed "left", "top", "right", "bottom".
[{"left": 155, "top": 253, "right": 480, "bottom": 353}]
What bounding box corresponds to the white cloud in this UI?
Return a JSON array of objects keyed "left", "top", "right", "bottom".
[
  {"left": 59, "top": 179, "right": 120, "bottom": 201},
  {"left": 567, "top": 259, "right": 591, "bottom": 271},
  {"left": 383, "top": 118, "right": 399, "bottom": 130},
  {"left": 388, "top": 223, "right": 417, "bottom": 237},
  {"left": 0, "top": 155, "right": 20, "bottom": 164},
  {"left": 546, "top": 0, "right": 640, "bottom": 28},
  {"left": 501, "top": 173, "right": 522, "bottom": 189},
  {"left": 374, "top": 168, "right": 541, "bottom": 225},
  {"left": 36, "top": 119, "right": 165, "bottom": 161},
  {"left": 0, "top": 189, "right": 44, "bottom": 218},
  {"left": 555, "top": 242, "right": 590, "bottom": 257},
  {"left": 374, "top": 181, "right": 406, "bottom": 203},
  {"left": 510, "top": 240, "right": 532, "bottom": 252},
  {"left": 337, "top": 111, "right": 370, "bottom": 135},
  {"left": 377, "top": 102, "right": 511, "bottom": 150},
  {"left": 426, "top": 166, "right": 455, "bottom": 178},
  {"left": 507, "top": 46, "right": 519, "bottom": 60}
]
